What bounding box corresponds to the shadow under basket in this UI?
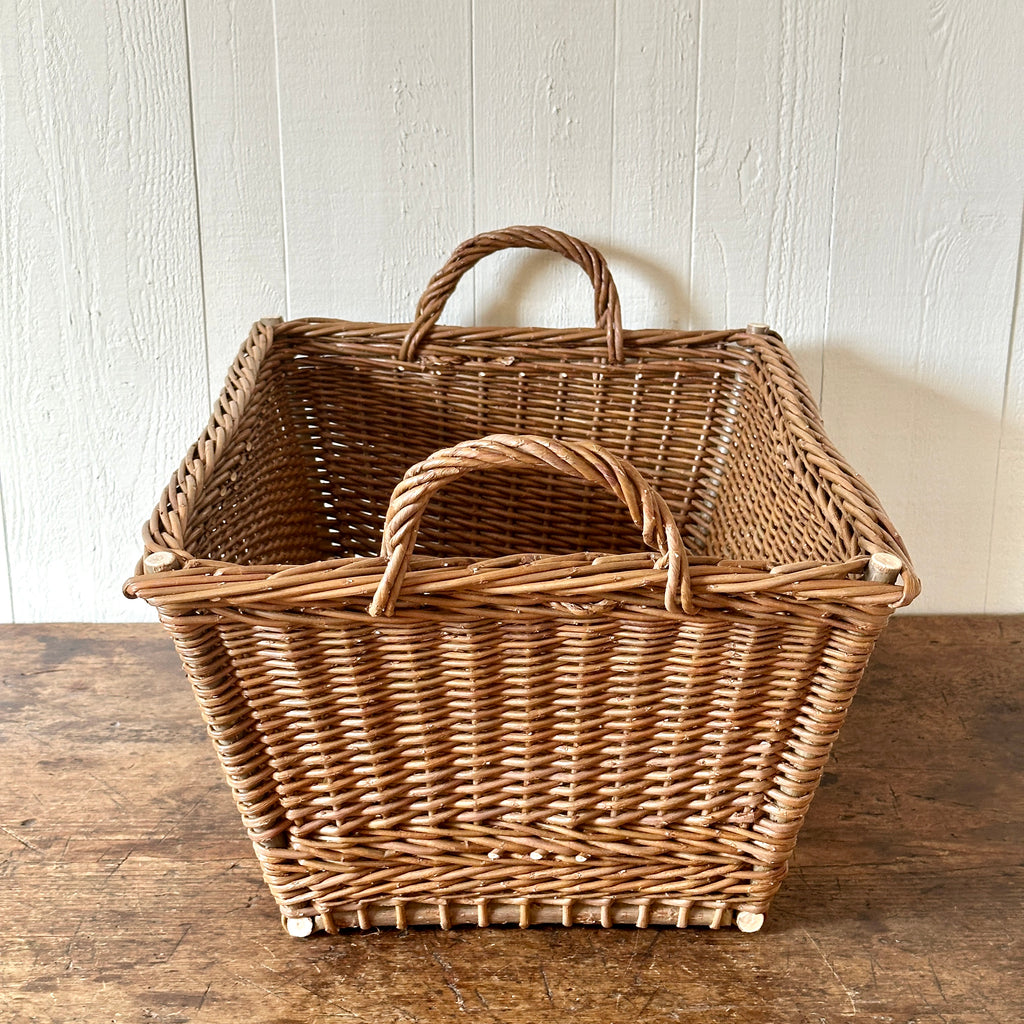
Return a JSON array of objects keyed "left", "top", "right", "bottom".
[{"left": 125, "top": 226, "right": 918, "bottom": 936}]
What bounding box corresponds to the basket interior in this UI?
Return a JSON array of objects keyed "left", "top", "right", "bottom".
[{"left": 182, "top": 333, "right": 860, "bottom": 569}]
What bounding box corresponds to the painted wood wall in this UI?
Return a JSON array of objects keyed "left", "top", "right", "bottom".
[{"left": 2, "top": 0, "right": 1022, "bottom": 621}]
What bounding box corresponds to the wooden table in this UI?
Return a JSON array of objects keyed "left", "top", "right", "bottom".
[{"left": 1, "top": 617, "right": 1021, "bottom": 1023}]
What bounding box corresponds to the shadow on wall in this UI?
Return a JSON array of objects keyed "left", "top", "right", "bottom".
[{"left": 820, "top": 344, "right": 1020, "bottom": 614}]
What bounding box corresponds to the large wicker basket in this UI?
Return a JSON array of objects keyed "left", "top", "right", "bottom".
[{"left": 126, "top": 226, "right": 918, "bottom": 935}]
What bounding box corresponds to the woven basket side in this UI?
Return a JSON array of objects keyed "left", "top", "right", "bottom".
[
  {"left": 226, "top": 617, "right": 833, "bottom": 837},
  {"left": 179, "top": 353, "right": 333, "bottom": 565},
  {"left": 401, "top": 358, "right": 744, "bottom": 559},
  {"left": 140, "top": 321, "right": 325, "bottom": 567},
  {"left": 171, "top": 610, "right": 882, "bottom": 917},
  {"left": 762, "top": 332, "right": 916, "bottom": 574},
  {"left": 163, "top": 614, "right": 290, "bottom": 847},
  {"left": 194, "top": 346, "right": 752, "bottom": 563},
  {"left": 704, "top": 365, "right": 845, "bottom": 564},
  {"left": 702, "top": 332, "right": 917, "bottom": 600}
]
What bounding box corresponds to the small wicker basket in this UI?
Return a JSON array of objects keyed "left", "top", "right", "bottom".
[{"left": 126, "top": 226, "right": 918, "bottom": 935}]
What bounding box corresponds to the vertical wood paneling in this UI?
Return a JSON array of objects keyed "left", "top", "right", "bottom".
[
  {"left": 2, "top": 1, "right": 1022, "bottom": 620},
  {"left": 610, "top": 0, "right": 699, "bottom": 330},
  {"left": 185, "top": 0, "right": 286, "bottom": 385},
  {"left": 691, "top": 1, "right": 846, "bottom": 384},
  {"left": 0, "top": 1, "right": 206, "bottom": 621},
  {"left": 472, "top": 0, "right": 616, "bottom": 330},
  {"left": 822, "top": 1, "right": 1024, "bottom": 613},
  {"left": 0, "top": 489, "right": 12, "bottom": 622},
  {"left": 276, "top": 1, "right": 474, "bottom": 328},
  {"left": 987, "top": 217, "right": 1024, "bottom": 612}
]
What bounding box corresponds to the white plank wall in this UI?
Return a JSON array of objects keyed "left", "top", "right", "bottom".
[
  {"left": 611, "top": 0, "right": 698, "bottom": 331},
  {"left": 0, "top": 487, "right": 11, "bottom": 622},
  {"left": 473, "top": 1, "right": 617, "bottom": 328},
  {"left": 1, "top": 0, "right": 1021, "bottom": 620},
  {"left": 692, "top": 0, "right": 846, "bottom": 389},
  {"left": 987, "top": 226, "right": 1024, "bottom": 614},
  {"left": 184, "top": 0, "right": 286, "bottom": 384},
  {"left": 279, "top": 1, "right": 475, "bottom": 326},
  {"left": 1, "top": 0, "right": 208, "bottom": 622},
  {"left": 821, "top": 0, "right": 1024, "bottom": 614}
]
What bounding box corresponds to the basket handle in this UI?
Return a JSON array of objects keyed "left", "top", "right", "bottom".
[
  {"left": 368, "top": 434, "right": 691, "bottom": 617},
  {"left": 400, "top": 226, "right": 624, "bottom": 363}
]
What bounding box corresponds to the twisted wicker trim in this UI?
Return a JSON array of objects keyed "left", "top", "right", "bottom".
[
  {"left": 369, "top": 434, "right": 689, "bottom": 616},
  {"left": 127, "top": 321, "right": 918, "bottom": 615},
  {"left": 401, "top": 225, "right": 623, "bottom": 362}
]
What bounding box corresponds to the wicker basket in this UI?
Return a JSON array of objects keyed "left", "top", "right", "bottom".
[{"left": 126, "top": 226, "right": 919, "bottom": 935}]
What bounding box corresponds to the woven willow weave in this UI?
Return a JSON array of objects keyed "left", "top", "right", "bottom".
[{"left": 126, "top": 226, "right": 918, "bottom": 935}]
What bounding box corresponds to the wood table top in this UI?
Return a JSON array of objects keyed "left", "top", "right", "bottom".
[{"left": 1, "top": 616, "right": 1021, "bottom": 1023}]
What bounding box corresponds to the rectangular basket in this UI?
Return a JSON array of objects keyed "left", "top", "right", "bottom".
[{"left": 126, "top": 226, "right": 918, "bottom": 936}]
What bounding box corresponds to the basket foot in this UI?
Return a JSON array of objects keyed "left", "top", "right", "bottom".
[
  {"left": 284, "top": 915, "right": 315, "bottom": 938},
  {"left": 735, "top": 911, "right": 765, "bottom": 933}
]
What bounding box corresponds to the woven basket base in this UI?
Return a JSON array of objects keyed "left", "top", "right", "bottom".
[{"left": 283, "top": 898, "right": 766, "bottom": 934}]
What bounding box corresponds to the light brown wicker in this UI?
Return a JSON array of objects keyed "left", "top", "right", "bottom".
[{"left": 125, "top": 226, "right": 919, "bottom": 936}]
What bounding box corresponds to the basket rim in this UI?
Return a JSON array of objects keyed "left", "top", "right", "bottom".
[{"left": 126, "top": 318, "right": 919, "bottom": 617}]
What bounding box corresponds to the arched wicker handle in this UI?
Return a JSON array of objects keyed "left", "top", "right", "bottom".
[
  {"left": 368, "top": 434, "right": 691, "bottom": 617},
  {"left": 400, "top": 226, "right": 624, "bottom": 363}
]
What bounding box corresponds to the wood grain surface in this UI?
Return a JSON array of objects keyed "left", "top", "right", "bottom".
[{"left": 1, "top": 617, "right": 1021, "bottom": 1023}]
